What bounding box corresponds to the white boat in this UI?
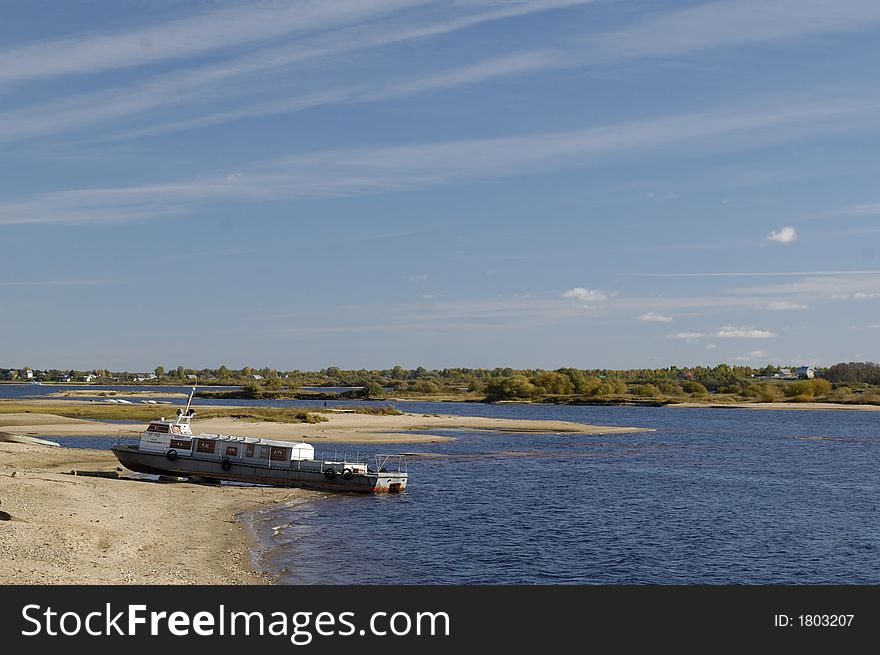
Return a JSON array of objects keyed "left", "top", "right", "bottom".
[{"left": 111, "top": 388, "right": 407, "bottom": 493}]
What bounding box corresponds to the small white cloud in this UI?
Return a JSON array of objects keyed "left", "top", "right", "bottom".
[
  {"left": 767, "top": 226, "right": 797, "bottom": 243},
  {"left": 224, "top": 172, "right": 242, "bottom": 184},
  {"left": 562, "top": 287, "right": 610, "bottom": 302},
  {"left": 706, "top": 343, "right": 717, "bottom": 349},
  {"left": 639, "top": 311, "right": 673, "bottom": 323},
  {"left": 766, "top": 301, "right": 808, "bottom": 311},
  {"left": 853, "top": 292, "right": 880, "bottom": 299},
  {"left": 716, "top": 325, "right": 777, "bottom": 339}
]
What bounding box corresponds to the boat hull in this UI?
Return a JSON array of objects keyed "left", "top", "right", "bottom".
[{"left": 111, "top": 445, "right": 406, "bottom": 493}]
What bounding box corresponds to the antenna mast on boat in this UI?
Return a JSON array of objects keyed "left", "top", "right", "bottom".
[
  {"left": 177, "top": 385, "right": 197, "bottom": 424},
  {"left": 185, "top": 385, "right": 196, "bottom": 414}
]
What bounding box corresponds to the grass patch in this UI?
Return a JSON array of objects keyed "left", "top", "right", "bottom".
[
  {"left": 317, "top": 405, "right": 404, "bottom": 416},
  {"left": 0, "top": 401, "right": 326, "bottom": 424}
]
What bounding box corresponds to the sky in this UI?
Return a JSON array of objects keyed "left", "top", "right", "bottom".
[{"left": 1, "top": 0, "right": 880, "bottom": 371}]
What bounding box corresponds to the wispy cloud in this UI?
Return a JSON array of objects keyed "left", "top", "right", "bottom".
[
  {"left": 0, "top": 0, "right": 430, "bottom": 85},
  {"left": 765, "top": 301, "right": 809, "bottom": 310},
  {"left": 630, "top": 270, "right": 880, "bottom": 277},
  {"left": 639, "top": 311, "right": 673, "bottom": 323},
  {"left": 5, "top": 0, "right": 880, "bottom": 144},
  {"left": 767, "top": 226, "right": 797, "bottom": 243},
  {"left": 671, "top": 325, "right": 777, "bottom": 340},
  {"left": 584, "top": 0, "right": 880, "bottom": 62},
  {"left": 0, "top": 279, "right": 121, "bottom": 287},
  {"left": 0, "top": 1, "right": 592, "bottom": 142},
  {"left": 6, "top": 92, "right": 880, "bottom": 226},
  {"left": 716, "top": 326, "right": 777, "bottom": 338},
  {"left": 798, "top": 201, "right": 880, "bottom": 221}
]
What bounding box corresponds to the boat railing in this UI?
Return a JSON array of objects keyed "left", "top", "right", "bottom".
[{"left": 374, "top": 454, "right": 407, "bottom": 475}]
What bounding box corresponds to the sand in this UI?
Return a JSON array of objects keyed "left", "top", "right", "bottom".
[
  {"left": 0, "top": 410, "right": 651, "bottom": 443},
  {"left": 0, "top": 443, "right": 301, "bottom": 584},
  {"left": 47, "top": 389, "right": 188, "bottom": 398}
]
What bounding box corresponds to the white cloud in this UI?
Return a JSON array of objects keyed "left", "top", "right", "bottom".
[
  {"left": 765, "top": 301, "right": 809, "bottom": 310},
  {"left": 671, "top": 326, "right": 777, "bottom": 340},
  {"left": 853, "top": 292, "right": 880, "bottom": 299},
  {"left": 767, "top": 226, "right": 797, "bottom": 243},
  {"left": 706, "top": 343, "right": 717, "bottom": 349},
  {"left": 639, "top": 311, "right": 673, "bottom": 323},
  {"left": 562, "top": 287, "right": 610, "bottom": 302},
  {"left": 715, "top": 326, "right": 777, "bottom": 338}
]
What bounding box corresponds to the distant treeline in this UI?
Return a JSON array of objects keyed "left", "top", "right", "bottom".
[{"left": 4, "top": 363, "right": 880, "bottom": 405}]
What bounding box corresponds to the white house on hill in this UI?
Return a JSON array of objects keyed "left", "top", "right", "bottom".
[{"left": 794, "top": 366, "right": 816, "bottom": 379}]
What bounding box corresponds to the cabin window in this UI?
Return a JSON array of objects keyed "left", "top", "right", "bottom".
[
  {"left": 246, "top": 444, "right": 255, "bottom": 458},
  {"left": 259, "top": 446, "right": 270, "bottom": 459},
  {"left": 270, "top": 446, "right": 289, "bottom": 461},
  {"left": 170, "top": 439, "right": 192, "bottom": 450},
  {"left": 196, "top": 439, "right": 216, "bottom": 454},
  {"left": 225, "top": 446, "right": 238, "bottom": 457},
  {"left": 148, "top": 423, "right": 170, "bottom": 433}
]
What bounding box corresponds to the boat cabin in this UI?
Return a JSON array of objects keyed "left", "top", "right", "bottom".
[{"left": 139, "top": 417, "right": 315, "bottom": 464}]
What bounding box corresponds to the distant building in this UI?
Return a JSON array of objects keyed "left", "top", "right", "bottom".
[
  {"left": 24, "top": 369, "right": 33, "bottom": 379},
  {"left": 83, "top": 374, "right": 97, "bottom": 382},
  {"left": 794, "top": 366, "right": 815, "bottom": 379},
  {"left": 251, "top": 374, "right": 264, "bottom": 380},
  {"left": 186, "top": 374, "right": 198, "bottom": 380}
]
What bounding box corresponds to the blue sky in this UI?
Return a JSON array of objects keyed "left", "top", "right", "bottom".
[{"left": 2, "top": 0, "right": 880, "bottom": 371}]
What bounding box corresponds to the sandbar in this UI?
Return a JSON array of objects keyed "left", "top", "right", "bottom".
[{"left": 0, "top": 409, "right": 651, "bottom": 443}]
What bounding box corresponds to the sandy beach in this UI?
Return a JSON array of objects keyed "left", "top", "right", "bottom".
[{"left": 0, "top": 442, "right": 301, "bottom": 584}]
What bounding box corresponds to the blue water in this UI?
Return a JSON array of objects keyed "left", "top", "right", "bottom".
[
  {"left": 6, "top": 384, "right": 878, "bottom": 584},
  {"left": 251, "top": 404, "right": 880, "bottom": 584}
]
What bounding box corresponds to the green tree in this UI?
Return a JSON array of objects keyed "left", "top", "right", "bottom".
[
  {"left": 531, "top": 371, "right": 575, "bottom": 395},
  {"left": 483, "top": 376, "right": 536, "bottom": 401}
]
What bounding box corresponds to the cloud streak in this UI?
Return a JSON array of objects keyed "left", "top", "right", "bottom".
[
  {"left": 671, "top": 326, "right": 778, "bottom": 340},
  {"left": 5, "top": 94, "right": 880, "bottom": 226},
  {"left": 0, "top": 0, "right": 430, "bottom": 85}
]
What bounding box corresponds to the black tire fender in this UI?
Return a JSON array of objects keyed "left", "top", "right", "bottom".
[
  {"left": 324, "top": 467, "right": 336, "bottom": 480},
  {"left": 342, "top": 468, "right": 353, "bottom": 480},
  {"left": 166, "top": 449, "right": 177, "bottom": 461},
  {"left": 221, "top": 458, "right": 231, "bottom": 471}
]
